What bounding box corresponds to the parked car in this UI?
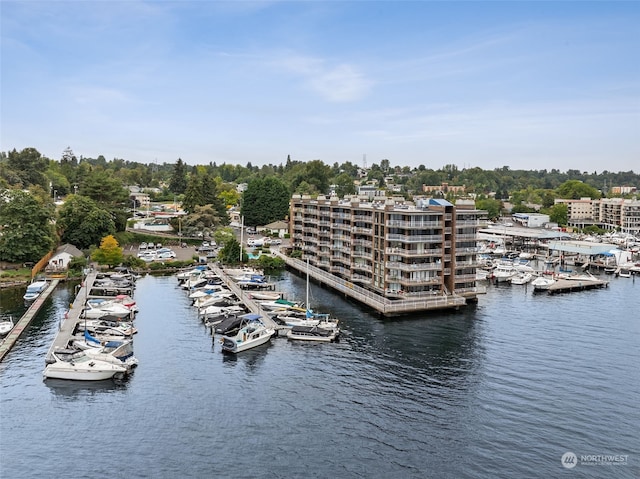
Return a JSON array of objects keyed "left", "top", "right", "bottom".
[
  {"left": 156, "top": 251, "right": 176, "bottom": 260},
  {"left": 138, "top": 250, "right": 157, "bottom": 258},
  {"left": 139, "top": 242, "right": 147, "bottom": 250}
]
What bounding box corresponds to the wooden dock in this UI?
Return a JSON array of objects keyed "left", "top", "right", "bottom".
[
  {"left": 208, "top": 264, "right": 284, "bottom": 333},
  {"left": 546, "top": 277, "right": 609, "bottom": 294},
  {"left": 0, "top": 280, "right": 60, "bottom": 362},
  {"left": 273, "top": 252, "right": 468, "bottom": 317},
  {"left": 44, "top": 272, "right": 98, "bottom": 364}
]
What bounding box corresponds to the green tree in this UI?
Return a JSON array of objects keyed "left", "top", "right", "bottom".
[
  {"left": 92, "top": 235, "right": 124, "bottom": 268},
  {"left": 476, "top": 198, "right": 502, "bottom": 220},
  {"left": 81, "top": 169, "right": 129, "bottom": 206},
  {"left": 333, "top": 172, "right": 356, "bottom": 197},
  {"left": 0, "top": 189, "right": 56, "bottom": 262},
  {"left": 214, "top": 227, "right": 235, "bottom": 247},
  {"left": 57, "top": 195, "right": 116, "bottom": 249},
  {"left": 5, "top": 147, "right": 49, "bottom": 189},
  {"left": 241, "top": 177, "right": 290, "bottom": 226},
  {"left": 556, "top": 180, "right": 601, "bottom": 199},
  {"left": 546, "top": 203, "right": 568, "bottom": 226},
  {"left": 218, "top": 237, "right": 245, "bottom": 264},
  {"left": 169, "top": 158, "right": 188, "bottom": 194}
]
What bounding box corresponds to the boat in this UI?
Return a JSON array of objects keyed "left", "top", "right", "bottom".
[
  {"left": 618, "top": 269, "right": 632, "bottom": 278},
  {"left": 492, "top": 262, "right": 518, "bottom": 282},
  {"left": 510, "top": 271, "right": 533, "bottom": 285},
  {"left": 76, "top": 318, "right": 137, "bottom": 336},
  {"left": 0, "top": 316, "right": 14, "bottom": 337},
  {"left": 248, "top": 291, "right": 283, "bottom": 301},
  {"left": 259, "top": 298, "right": 301, "bottom": 311},
  {"left": 23, "top": 279, "right": 48, "bottom": 301},
  {"left": 220, "top": 318, "right": 275, "bottom": 353},
  {"left": 286, "top": 325, "right": 338, "bottom": 342},
  {"left": 71, "top": 331, "right": 138, "bottom": 370},
  {"left": 531, "top": 276, "right": 556, "bottom": 291},
  {"left": 43, "top": 348, "right": 128, "bottom": 381},
  {"left": 81, "top": 299, "right": 133, "bottom": 319}
]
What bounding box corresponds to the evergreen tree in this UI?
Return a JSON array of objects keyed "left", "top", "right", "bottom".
[
  {"left": 241, "top": 176, "right": 290, "bottom": 226},
  {"left": 169, "top": 158, "right": 188, "bottom": 194}
]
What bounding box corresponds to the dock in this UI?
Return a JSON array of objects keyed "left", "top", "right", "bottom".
[
  {"left": 208, "top": 264, "right": 284, "bottom": 333},
  {"left": 546, "top": 277, "right": 609, "bottom": 294},
  {"left": 273, "top": 252, "right": 468, "bottom": 316},
  {"left": 0, "top": 280, "right": 59, "bottom": 362}
]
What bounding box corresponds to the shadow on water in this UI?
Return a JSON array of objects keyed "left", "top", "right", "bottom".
[
  {"left": 44, "top": 377, "right": 130, "bottom": 399},
  {"left": 220, "top": 342, "right": 272, "bottom": 372}
]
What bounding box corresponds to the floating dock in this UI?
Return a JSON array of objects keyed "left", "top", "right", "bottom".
[
  {"left": 0, "top": 280, "right": 59, "bottom": 362},
  {"left": 546, "top": 277, "right": 609, "bottom": 294}
]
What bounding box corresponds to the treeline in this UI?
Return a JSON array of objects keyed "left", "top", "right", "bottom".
[{"left": 1, "top": 146, "right": 638, "bottom": 263}]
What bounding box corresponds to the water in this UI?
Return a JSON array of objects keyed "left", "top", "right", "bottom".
[{"left": 1, "top": 272, "right": 638, "bottom": 478}]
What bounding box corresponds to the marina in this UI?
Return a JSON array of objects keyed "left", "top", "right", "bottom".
[{"left": 0, "top": 270, "right": 637, "bottom": 478}]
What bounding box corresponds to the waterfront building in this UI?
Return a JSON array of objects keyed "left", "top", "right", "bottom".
[{"left": 290, "top": 195, "right": 486, "bottom": 305}]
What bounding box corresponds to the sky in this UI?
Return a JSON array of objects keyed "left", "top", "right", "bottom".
[{"left": 1, "top": 1, "right": 639, "bottom": 173}]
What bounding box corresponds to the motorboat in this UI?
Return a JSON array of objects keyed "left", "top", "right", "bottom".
[
  {"left": 259, "top": 298, "right": 302, "bottom": 311},
  {"left": 532, "top": 276, "right": 556, "bottom": 291},
  {"left": 82, "top": 299, "right": 133, "bottom": 319},
  {"left": 286, "top": 325, "right": 338, "bottom": 342},
  {"left": 618, "top": 269, "right": 632, "bottom": 278},
  {"left": 86, "top": 297, "right": 137, "bottom": 313},
  {"left": 199, "top": 305, "right": 246, "bottom": 322},
  {"left": 492, "top": 262, "right": 518, "bottom": 282},
  {"left": 23, "top": 279, "right": 48, "bottom": 301},
  {"left": 248, "top": 291, "right": 283, "bottom": 301},
  {"left": 43, "top": 349, "right": 128, "bottom": 381},
  {"left": 220, "top": 319, "right": 275, "bottom": 353},
  {"left": 71, "top": 331, "right": 138, "bottom": 370},
  {"left": 0, "top": 316, "right": 14, "bottom": 337},
  {"left": 510, "top": 272, "right": 533, "bottom": 285},
  {"left": 76, "top": 318, "right": 137, "bottom": 336}
]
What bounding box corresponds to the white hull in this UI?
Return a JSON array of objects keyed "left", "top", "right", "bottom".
[
  {"left": 43, "top": 365, "right": 126, "bottom": 381},
  {"left": 287, "top": 326, "right": 338, "bottom": 342},
  {"left": 220, "top": 324, "right": 274, "bottom": 353},
  {"left": 532, "top": 277, "right": 555, "bottom": 290}
]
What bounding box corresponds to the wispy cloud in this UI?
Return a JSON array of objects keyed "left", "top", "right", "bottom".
[{"left": 275, "top": 53, "right": 373, "bottom": 102}]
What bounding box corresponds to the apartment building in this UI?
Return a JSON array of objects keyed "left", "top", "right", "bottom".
[
  {"left": 556, "top": 197, "right": 640, "bottom": 234},
  {"left": 290, "top": 195, "right": 485, "bottom": 303}
]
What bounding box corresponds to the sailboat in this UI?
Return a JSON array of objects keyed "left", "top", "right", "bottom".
[{"left": 286, "top": 259, "right": 340, "bottom": 341}]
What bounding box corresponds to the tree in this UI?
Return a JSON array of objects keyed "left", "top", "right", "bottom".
[
  {"left": 169, "top": 158, "right": 188, "bottom": 194},
  {"left": 546, "top": 203, "right": 568, "bottom": 226},
  {"left": 0, "top": 189, "right": 56, "bottom": 263},
  {"left": 92, "top": 235, "right": 123, "bottom": 268},
  {"left": 218, "top": 237, "right": 245, "bottom": 264},
  {"left": 333, "top": 172, "right": 356, "bottom": 197},
  {"left": 214, "top": 227, "right": 235, "bottom": 247},
  {"left": 241, "top": 176, "right": 290, "bottom": 226},
  {"left": 476, "top": 198, "right": 502, "bottom": 220},
  {"left": 556, "top": 180, "right": 601, "bottom": 199},
  {"left": 5, "top": 147, "right": 49, "bottom": 189},
  {"left": 57, "top": 195, "right": 116, "bottom": 249}
]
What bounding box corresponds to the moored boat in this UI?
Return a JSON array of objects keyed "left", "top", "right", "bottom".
[
  {"left": 220, "top": 319, "right": 274, "bottom": 353},
  {"left": 532, "top": 276, "right": 556, "bottom": 291},
  {"left": 0, "top": 316, "right": 14, "bottom": 337},
  {"left": 23, "top": 279, "right": 48, "bottom": 301},
  {"left": 286, "top": 325, "right": 338, "bottom": 342},
  {"left": 43, "top": 348, "right": 128, "bottom": 381}
]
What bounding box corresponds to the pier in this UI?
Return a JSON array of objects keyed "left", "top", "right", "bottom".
[
  {"left": 273, "top": 253, "right": 467, "bottom": 317},
  {"left": 546, "top": 277, "right": 609, "bottom": 294},
  {"left": 0, "top": 280, "right": 59, "bottom": 362},
  {"left": 208, "top": 264, "right": 284, "bottom": 333}
]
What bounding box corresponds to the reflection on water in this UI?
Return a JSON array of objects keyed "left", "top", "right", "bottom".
[{"left": 44, "top": 378, "right": 129, "bottom": 399}]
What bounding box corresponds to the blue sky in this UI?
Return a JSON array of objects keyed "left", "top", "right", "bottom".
[{"left": 1, "top": 1, "right": 638, "bottom": 172}]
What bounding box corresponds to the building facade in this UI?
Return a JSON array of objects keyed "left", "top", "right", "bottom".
[{"left": 290, "top": 195, "right": 485, "bottom": 303}]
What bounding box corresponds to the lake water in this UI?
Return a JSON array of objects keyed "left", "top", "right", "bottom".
[{"left": 1, "top": 270, "right": 638, "bottom": 478}]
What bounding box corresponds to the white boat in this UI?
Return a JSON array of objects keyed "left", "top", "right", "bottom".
[
  {"left": 475, "top": 269, "right": 489, "bottom": 281},
  {"left": 492, "top": 262, "right": 518, "bottom": 282},
  {"left": 81, "top": 300, "right": 133, "bottom": 319},
  {"left": 249, "top": 291, "right": 283, "bottom": 301},
  {"left": 76, "top": 318, "right": 137, "bottom": 336},
  {"left": 510, "top": 271, "right": 533, "bottom": 285},
  {"left": 220, "top": 319, "right": 274, "bottom": 353},
  {"left": 286, "top": 325, "right": 338, "bottom": 342},
  {"left": 618, "top": 269, "right": 632, "bottom": 278},
  {"left": 23, "top": 279, "right": 48, "bottom": 301},
  {"left": 532, "top": 276, "right": 556, "bottom": 291},
  {"left": 259, "top": 299, "right": 301, "bottom": 311},
  {"left": 0, "top": 316, "right": 14, "bottom": 337},
  {"left": 43, "top": 349, "right": 128, "bottom": 381},
  {"left": 86, "top": 297, "right": 137, "bottom": 313},
  {"left": 71, "top": 331, "right": 138, "bottom": 370}
]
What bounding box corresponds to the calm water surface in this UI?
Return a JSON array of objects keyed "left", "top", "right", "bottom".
[{"left": 1, "top": 271, "right": 638, "bottom": 478}]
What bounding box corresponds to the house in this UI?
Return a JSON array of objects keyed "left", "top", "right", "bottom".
[
  {"left": 260, "top": 220, "right": 289, "bottom": 238},
  {"left": 46, "top": 244, "right": 84, "bottom": 272}
]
